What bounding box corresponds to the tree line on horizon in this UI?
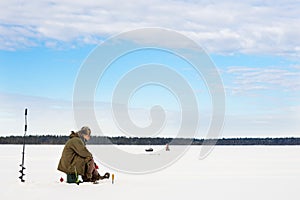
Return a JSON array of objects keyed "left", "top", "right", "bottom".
[{"left": 1, "top": 135, "right": 300, "bottom": 145}]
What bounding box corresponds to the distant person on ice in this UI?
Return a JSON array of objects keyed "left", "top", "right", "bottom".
[{"left": 57, "top": 126, "right": 109, "bottom": 183}]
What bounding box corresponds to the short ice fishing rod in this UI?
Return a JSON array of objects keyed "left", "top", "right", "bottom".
[{"left": 19, "top": 108, "right": 28, "bottom": 182}]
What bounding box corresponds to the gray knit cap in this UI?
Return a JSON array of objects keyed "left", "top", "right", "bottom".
[{"left": 80, "top": 126, "right": 91, "bottom": 136}]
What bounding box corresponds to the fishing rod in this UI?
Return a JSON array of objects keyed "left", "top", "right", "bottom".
[{"left": 19, "top": 108, "right": 28, "bottom": 182}]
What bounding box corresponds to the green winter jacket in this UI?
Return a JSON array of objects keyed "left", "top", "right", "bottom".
[{"left": 57, "top": 132, "right": 92, "bottom": 175}]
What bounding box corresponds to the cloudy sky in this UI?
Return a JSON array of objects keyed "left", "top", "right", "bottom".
[{"left": 0, "top": 0, "right": 300, "bottom": 138}]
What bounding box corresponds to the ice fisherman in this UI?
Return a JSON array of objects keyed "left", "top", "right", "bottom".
[{"left": 57, "top": 126, "right": 109, "bottom": 183}]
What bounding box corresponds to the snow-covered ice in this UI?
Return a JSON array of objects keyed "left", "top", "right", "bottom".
[{"left": 1, "top": 145, "right": 300, "bottom": 200}]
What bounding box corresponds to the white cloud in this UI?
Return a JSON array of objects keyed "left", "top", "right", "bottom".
[
  {"left": 0, "top": 92, "right": 211, "bottom": 138},
  {"left": 0, "top": 0, "right": 300, "bottom": 55},
  {"left": 223, "top": 112, "right": 300, "bottom": 137},
  {"left": 0, "top": 92, "right": 76, "bottom": 135},
  {"left": 1, "top": 88, "right": 298, "bottom": 137},
  {"left": 225, "top": 66, "right": 300, "bottom": 94}
]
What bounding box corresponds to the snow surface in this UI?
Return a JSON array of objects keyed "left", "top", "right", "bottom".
[{"left": 1, "top": 145, "right": 300, "bottom": 200}]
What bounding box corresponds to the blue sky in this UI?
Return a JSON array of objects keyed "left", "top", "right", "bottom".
[{"left": 0, "top": 0, "right": 300, "bottom": 138}]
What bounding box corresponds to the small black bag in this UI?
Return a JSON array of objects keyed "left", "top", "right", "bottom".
[{"left": 66, "top": 174, "right": 77, "bottom": 183}]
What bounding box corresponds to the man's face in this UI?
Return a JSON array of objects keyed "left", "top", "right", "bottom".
[{"left": 83, "top": 134, "right": 91, "bottom": 141}]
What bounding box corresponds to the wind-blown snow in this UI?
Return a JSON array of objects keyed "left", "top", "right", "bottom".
[{"left": 1, "top": 145, "right": 300, "bottom": 200}]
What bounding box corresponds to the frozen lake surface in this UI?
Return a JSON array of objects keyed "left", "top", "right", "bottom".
[{"left": 1, "top": 145, "right": 300, "bottom": 200}]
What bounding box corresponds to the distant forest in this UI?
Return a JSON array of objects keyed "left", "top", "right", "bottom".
[{"left": 1, "top": 135, "right": 300, "bottom": 145}]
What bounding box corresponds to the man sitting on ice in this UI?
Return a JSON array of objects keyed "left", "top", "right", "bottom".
[{"left": 57, "top": 126, "right": 109, "bottom": 183}]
